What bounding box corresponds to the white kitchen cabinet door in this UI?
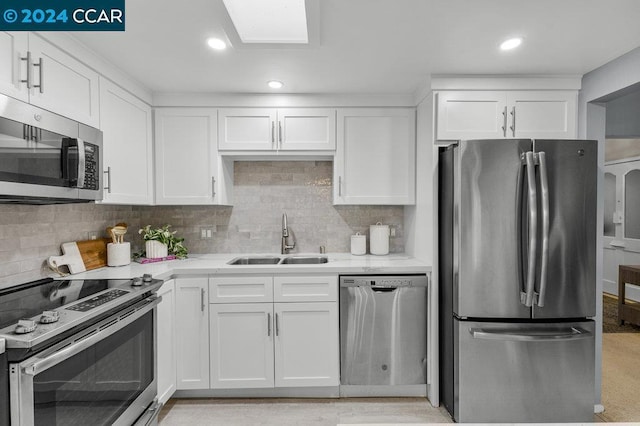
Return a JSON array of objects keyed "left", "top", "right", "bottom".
[
  {"left": 507, "top": 91, "right": 577, "bottom": 139},
  {"left": 436, "top": 91, "right": 507, "bottom": 140},
  {"left": 218, "top": 108, "right": 277, "bottom": 150},
  {"left": 334, "top": 108, "right": 416, "bottom": 205},
  {"left": 273, "top": 275, "right": 338, "bottom": 303},
  {"left": 209, "top": 276, "right": 273, "bottom": 304},
  {"left": 210, "top": 303, "right": 275, "bottom": 389},
  {"left": 277, "top": 108, "right": 336, "bottom": 151},
  {"left": 175, "top": 278, "right": 210, "bottom": 390},
  {"left": 156, "top": 279, "right": 176, "bottom": 404},
  {"left": 99, "top": 78, "right": 153, "bottom": 204},
  {"left": 0, "top": 32, "right": 28, "bottom": 102},
  {"left": 155, "top": 108, "right": 230, "bottom": 205},
  {"left": 274, "top": 302, "right": 339, "bottom": 387},
  {"left": 27, "top": 35, "right": 100, "bottom": 128}
]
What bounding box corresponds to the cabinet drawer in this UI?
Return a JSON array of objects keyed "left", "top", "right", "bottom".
[
  {"left": 273, "top": 275, "right": 338, "bottom": 302},
  {"left": 210, "top": 276, "right": 273, "bottom": 303}
]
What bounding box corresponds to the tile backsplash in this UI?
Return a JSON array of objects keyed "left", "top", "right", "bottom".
[{"left": 0, "top": 161, "right": 403, "bottom": 288}]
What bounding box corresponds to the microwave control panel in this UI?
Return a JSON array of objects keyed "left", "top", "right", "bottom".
[{"left": 83, "top": 143, "right": 99, "bottom": 190}]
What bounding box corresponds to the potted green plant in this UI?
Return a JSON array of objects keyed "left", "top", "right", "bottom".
[{"left": 138, "top": 224, "right": 188, "bottom": 259}]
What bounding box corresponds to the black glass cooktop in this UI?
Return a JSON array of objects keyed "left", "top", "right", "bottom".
[{"left": 0, "top": 278, "right": 128, "bottom": 329}]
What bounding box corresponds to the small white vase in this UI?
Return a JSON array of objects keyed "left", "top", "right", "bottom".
[{"left": 145, "top": 240, "right": 168, "bottom": 259}]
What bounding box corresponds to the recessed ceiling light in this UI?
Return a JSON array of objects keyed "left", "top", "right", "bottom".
[
  {"left": 268, "top": 80, "right": 284, "bottom": 89},
  {"left": 500, "top": 37, "right": 522, "bottom": 51},
  {"left": 207, "top": 38, "right": 227, "bottom": 50}
]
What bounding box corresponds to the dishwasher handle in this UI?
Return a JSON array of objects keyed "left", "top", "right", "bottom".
[{"left": 371, "top": 286, "right": 399, "bottom": 292}]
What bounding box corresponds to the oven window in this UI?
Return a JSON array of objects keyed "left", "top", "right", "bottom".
[{"left": 32, "top": 311, "right": 154, "bottom": 426}]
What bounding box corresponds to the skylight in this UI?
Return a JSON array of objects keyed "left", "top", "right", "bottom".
[{"left": 222, "top": 0, "right": 309, "bottom": 44}]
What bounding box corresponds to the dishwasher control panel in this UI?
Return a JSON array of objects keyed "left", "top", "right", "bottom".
[{"left": 340, "top": 275, "right": 428, "bottom": 288}]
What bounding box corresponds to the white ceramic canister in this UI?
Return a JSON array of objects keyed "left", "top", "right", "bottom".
[
  {"left": 369, "top": 222, "right": 390, "bottom": 255},
  {"left": 350, "top": 232, "right": 366, "bottom": 255},
  {"left": 107, "top": 242, "right": 131, "bottom": 266}
]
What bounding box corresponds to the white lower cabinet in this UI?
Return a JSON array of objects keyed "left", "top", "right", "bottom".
[
  {"left": 175, "top": 277, "right": 210, "bottom": 390},
  {"left": 274, "top": 302, "right": 339, "bottom": 387},
  {"left": 156, "top": 279, "right": 176, "bottom": 403},
  {"left": 208, "top": 275, "right": 339, "bottom": 390},
  {"left": 210, "top": 303, "right": 275, "bottom": 388}
]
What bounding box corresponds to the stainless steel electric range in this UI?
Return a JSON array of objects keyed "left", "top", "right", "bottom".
[{"left": 0, "top": 276, "right": 163, "bottom": 426}]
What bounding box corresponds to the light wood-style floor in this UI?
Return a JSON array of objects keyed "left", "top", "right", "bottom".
[{"left": 158, "top": 397, "right": 452, "bottom": 425}]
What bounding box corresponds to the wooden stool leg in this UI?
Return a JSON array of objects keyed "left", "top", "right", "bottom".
[{"left": 618, "top": 267, "right": 625, "bottom": 326}]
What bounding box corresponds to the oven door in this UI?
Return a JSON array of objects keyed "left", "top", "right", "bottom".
[{"left": 10, "top": 297, "right": 160, "bottom": 426}]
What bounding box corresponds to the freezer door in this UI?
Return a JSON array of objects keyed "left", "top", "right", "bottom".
[
  {"left": 533, "top": 140, "right": 597, "bottom": 318},
  {"left": 455, "top": 139, "right": 532, "bottom": 318},
  {"left": 454, "top": 319, "right": 595, "bottom": 423}
]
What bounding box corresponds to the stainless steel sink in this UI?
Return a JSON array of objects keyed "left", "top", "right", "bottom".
[
  {"left": 279, "top": 256, "right": 328, "bottom": 265},
  {"left": 228, "top": 256, "right": 281, "bottom": 265}
]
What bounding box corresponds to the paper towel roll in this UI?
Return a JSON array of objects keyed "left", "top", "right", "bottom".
[{"left": 107, "top": 242, "right": 131, "bottom": 267}]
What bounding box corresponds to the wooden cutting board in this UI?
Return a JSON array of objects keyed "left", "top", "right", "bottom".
[{"left": 48, "top": 238, "right": 110, "bottom": 274}]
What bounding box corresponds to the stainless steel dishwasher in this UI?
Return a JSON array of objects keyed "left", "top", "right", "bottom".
[{"left": 340, "top": 275, "right": 428, "bottom": 396}]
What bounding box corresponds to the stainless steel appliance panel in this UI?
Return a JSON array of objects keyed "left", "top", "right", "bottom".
[
  {"left": 533, "top": 140, "right": 597, "bottom": 318},
  {"left": 455, "top": 319, "right": 595, "bottom": 423},
  {"left": 340, "top": 275, "right": 427, "bottom": 386},
  {"left": 456, "top": 139, "right": 532, "bottom": 318}
]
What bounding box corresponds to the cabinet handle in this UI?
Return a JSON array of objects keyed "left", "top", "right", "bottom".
[
  {"left": 103, "top": 166, "right": 112, "bottom": 193},
  {"left": 212, "top": 177, "right": 216, "bottom": 199},
  {"left": 275, "top": 313, "right": 280, "bottom": 336},
  {"left": 278, "top": 121, "right": 283, "bottom": 148},
  {"left": 271, "top": 121, "right": 275, "bottom": 146},
  {"left": 200, "top": 288, "right": 205, "bottom": 312},
  {"left": 501, "top": 106, "right": 507, "bottom": 137},
  {"left": 267, "top": 313, "right": 271, "bottom": 337},
  {"left": 33, "top": 57, "right": 44, "bottom": 94},
  {"left": 510, "top": 106, "right": 516, "bottom": 137},
  {"left": 338, "top": 176, "right": 342, "bottom": 197},
  {"left": 20, "top": 51, "right": 32, "bottom": 89}
]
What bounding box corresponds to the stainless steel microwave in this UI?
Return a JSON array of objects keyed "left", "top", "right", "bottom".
[{"left": 0, "top": 94, "right": 103, "bottom": 204}]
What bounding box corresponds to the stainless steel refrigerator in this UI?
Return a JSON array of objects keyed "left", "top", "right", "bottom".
[{"left": 438, "top": 139, "right": 596, "bottom": 423}]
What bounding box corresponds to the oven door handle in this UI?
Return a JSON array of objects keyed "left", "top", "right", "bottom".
[{"left": 22, "top": 296, "right": 160, "bottom": 376}]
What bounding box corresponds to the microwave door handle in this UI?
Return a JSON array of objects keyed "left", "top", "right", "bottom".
[
  {"left": 522, "top": 151, "right": 538, "bottom": 307},
  {"left": 537, "top": 152, "right": 550, "bottom": 307},
  {"left": 22, "top": 297, "right": 159, "bottom": 376},
  {"left": 76, "top": 138, "right": 86, "bottom": 188}
]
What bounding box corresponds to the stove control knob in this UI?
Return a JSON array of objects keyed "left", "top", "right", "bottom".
[
  {"left": 131, "top": 277, "right": 143, "bottom": 286},
  {"left": 40, "top": 310, "right": 60, "bottom": 324},
  {"left": 142, "top": 274, "right": 153, "bottom": 283},
  {"left": 15, "top": 319, "right": 37, "bottom": 334}
]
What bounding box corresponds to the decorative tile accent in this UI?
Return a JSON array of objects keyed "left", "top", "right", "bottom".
[{"left": 0, "top": 161, "right": 404, "bottom": 288}]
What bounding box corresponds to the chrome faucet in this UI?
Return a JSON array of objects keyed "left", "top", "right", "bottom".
[{"left": 281, "top": 213, "right": 296, "bottom": 254}]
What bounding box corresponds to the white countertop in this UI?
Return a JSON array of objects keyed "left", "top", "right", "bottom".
[{"left": 63, "top": 253, "right": 431, "bottom": 281}]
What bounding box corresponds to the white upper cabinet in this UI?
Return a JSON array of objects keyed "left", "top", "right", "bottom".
[
  {"left": 218, "top": 108, "right": 336, "bottom": 152},
  {"left": 99, "top": 78, "right": 153, "bottom": 205},
  {"left": 0, "top": 32, "right": 28, "bottom": 102},
  {"left": 0, "top": 33, "right": 100, "bottom": 127},
  {"left": 436, "top": 90, "right": 577, "bottom": 141},
  {"left": 506, "top": 91, "right": 577, "bottom": 139},
  {"left": 334, "top": 108, "right": 416, "bottom": 205},
  {"left": 155, "top": 108, "right": 232, "bottom": 205}
]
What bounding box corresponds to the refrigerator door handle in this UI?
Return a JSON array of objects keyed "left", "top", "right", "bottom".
[
  {"left": 469, "top": 327, "right": 592, "bottom": 342},
  {"left": 522, "top": 151, "right": 538, "bottom": 307},
  {"left": 537, "top": 152, "right": 550, "bottom": 307}
]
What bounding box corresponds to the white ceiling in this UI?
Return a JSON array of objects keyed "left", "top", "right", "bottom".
[{"left": 71, "top": 0, "right": 640, "bottom": 95}]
